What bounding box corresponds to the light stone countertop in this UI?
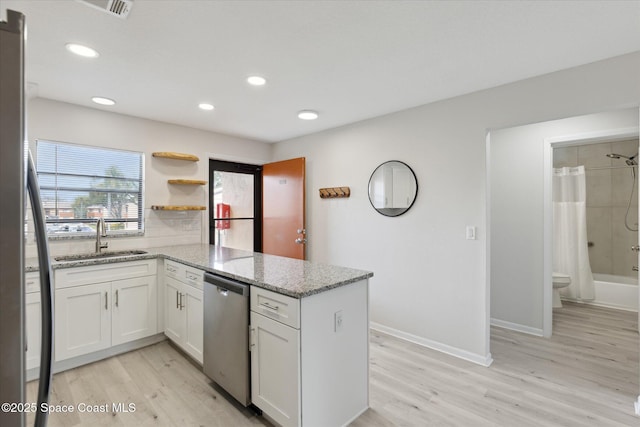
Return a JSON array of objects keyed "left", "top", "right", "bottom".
[{"left": 26, "top": 244, "right": 373, "bottom": 298}]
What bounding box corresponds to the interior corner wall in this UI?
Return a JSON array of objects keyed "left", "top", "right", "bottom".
[
  {"left": 489, "top": 109, "right": 640, "bottom": 332},
  {"left": 271, "top": 52, "right": 640, "bottom": 362},
  {"left": 25, "top": 98, "right": 272, "bottom": 256}
]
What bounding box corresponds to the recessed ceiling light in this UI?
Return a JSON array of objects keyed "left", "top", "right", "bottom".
[
  {"left": 298, "top": 110, "right": 318, "bottom": 120},
  {"left": 247, "top": 76, "right": 267, "bottom": 86},
  {"left": 65, "top": 43, "right": 99, "bottom": 58},
  {"left": 198, "top": 103, "right": 215, "bottom": 111},
  {"left": 91, "top": 96, "right": 115, "bottom": 106}
]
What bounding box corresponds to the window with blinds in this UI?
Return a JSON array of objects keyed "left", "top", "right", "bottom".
[{"left": 36, "top": 140, "right": 144, "bottom": 236}]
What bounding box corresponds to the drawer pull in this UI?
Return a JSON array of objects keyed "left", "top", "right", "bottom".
[{"left": 260, "top": 302, "right": 279, "bottom": 311}]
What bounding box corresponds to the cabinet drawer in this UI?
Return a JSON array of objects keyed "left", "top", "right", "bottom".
[
  {"left": 164, "top": 259, "right": 181, "bottom": 280},
  {"left": 25, "top": 272, "right": 40, "bottom": 294},
  {"left": 165, "top": 260, "right": 203, "bottom": 290},
  {"left": 251, "top": 287, "right": 300, "bottom": 329},
  {"left": 56, "top": 259, "right": 157, "bottom": 289}
]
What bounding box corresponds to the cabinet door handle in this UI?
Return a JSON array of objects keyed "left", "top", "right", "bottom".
[
  {"left": 115, "top": 289, "right": 119, "bottom": 307},
  {"left": 260, "top": 302, "right": 279, "bottom": 311},
  {"left": 249, "top": 326, "right": 255, "bottom": 351},
  {"left": 176, "top": 290, "right": 180, "bottom": 309},
  {"left": 105, "top": 291, "right": 108, "bottom": 310},
  {"left": 180, "top": 293, "right": 185, "bottom": 310}
]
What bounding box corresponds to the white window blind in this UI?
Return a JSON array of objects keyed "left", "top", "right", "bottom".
[{"left": 36, "top": 140, "right": 144, "bottom": 236}]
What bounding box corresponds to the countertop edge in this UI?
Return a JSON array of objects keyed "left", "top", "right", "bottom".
[{"left": 29, "top": 249, "right": 373, "bottom": 299}]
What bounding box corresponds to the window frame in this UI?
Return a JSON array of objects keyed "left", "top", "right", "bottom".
[{"left": 35, "top": 139, "right": 145, "bottom": 238}]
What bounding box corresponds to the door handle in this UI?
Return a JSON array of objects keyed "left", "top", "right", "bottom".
[
  {"left": 297, "top": 228, "right": 306, "bottom": 235},
  {"left": 179, "top": 293, "right": 185, "bottom": 310},
  {"left": 176, "top": 290, "right": 180, "bottom": 309},
  {"left": 295, "top": 237, "right": 307, "bottom": 244},
  {"left": 633, "top": 245, "right": 640, "bottom": 252},
  {"left": 105, "top": 291, "right": 108, "bottom": 310},
  {"left": 115, "top": 289, "right": 119, "bottom": 307}
]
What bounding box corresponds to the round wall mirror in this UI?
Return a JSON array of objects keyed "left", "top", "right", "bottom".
[{"left": 368, "top": 160, "right": 418, "bottom": 217}]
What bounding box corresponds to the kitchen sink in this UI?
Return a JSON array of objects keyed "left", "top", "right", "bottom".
[{"left": 54, "top": 250, "right": 148, "bottom": 262}]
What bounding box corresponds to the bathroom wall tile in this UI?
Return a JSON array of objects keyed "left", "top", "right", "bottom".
[
  {"left": 585, "top": 206, "right": 612, "bottom": 275},
  {"left": 611, "top": 206, "right": 639, "bottom": 277},
  {"left": 578, "top": 141, "right": 613, "bottom": 168},
  {"left": 611, "top": 166, "right": 638, "bottom": 207},
  {"left": 553, "top": 147, "right": 578, "bottom": 168},
  {"left": 610, "top": 139, "right": 639, "bottom": 160},
  {"left": 585, "top": 169, "right": 612, "bottom": 207}
]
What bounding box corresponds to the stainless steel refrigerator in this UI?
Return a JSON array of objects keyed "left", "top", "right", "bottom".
[{"left": 0, "top": 9, "right": 54, "bottom": 427}]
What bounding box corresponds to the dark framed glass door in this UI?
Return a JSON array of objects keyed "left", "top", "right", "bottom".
[{"left": 209, "top": 159, "right": 262, "bottom": 252}]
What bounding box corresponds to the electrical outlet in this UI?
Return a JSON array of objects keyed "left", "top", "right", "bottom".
[{"left": 334, "top": 310, "right": 343, "bottom": 332}]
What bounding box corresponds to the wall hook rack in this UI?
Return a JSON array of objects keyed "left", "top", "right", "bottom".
[{"left": 319, "top": 187, "right": 351, "bottom": 198}]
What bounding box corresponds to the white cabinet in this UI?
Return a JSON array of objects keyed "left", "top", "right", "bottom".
[
  {"left": 250, "top": 311, "right": 300, "bottom": 427},
  {"left": 54, "top": 260, "right": 158, "bottom": 362},
  {"left": 25, "top": 272, "right": 41, "bottom": 370},
  {"left": 56, "top": 282, "right": 111, "bottom": 360},
  {"left": 250, "top": 282, "right": 369, "bottom": 427},
  {"left": 112, "top": 276, "right": 158, "bottom": 346},
  {"left": 163, "top": 260, "right": 203, "bottom": 364}
]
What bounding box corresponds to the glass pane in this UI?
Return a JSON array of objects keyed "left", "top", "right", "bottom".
[
  {"left": 213, "top": 219, "right": 253, "bottom": 251},
  {"left": 213, "top": 171, "right": 254, "bottom": 219},
  {"left": 36, "top": 140, "right": 144, "bottom": 236}
]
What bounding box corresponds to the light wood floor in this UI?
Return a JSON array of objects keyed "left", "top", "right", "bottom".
[{"left": 28, "top": 302, "right": 638, "bottom": 426}]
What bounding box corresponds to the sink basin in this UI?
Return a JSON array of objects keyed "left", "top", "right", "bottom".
[{"left": 54, "top": 250, "right": 148, "bottom": 262}]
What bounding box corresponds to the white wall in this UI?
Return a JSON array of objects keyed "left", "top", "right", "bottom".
[
  {"left": 272, "top": 52, "right": 640, "bottom": 364},
  {"left": 26, "top": 98, "right": 272, "bottom": 257},
  {"left": 489, "top": 109, "right": 639, "bottom": 335}
]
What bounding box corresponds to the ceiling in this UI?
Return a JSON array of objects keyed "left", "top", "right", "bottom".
[{"left": 2, "top": 1, "right": 639, "bottom": 143}]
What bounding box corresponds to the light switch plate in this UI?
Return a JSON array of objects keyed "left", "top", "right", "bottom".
[{"left": 466, "top": 226, "right": 476, "bottom": 240}]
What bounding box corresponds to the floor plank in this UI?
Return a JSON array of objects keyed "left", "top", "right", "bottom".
[{"left": 27, "top": 302, "right": 638, "bottom": 426}]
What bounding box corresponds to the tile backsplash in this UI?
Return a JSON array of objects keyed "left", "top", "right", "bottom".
[{"left": 25, "top": 207, "right": 204, "bottom": 259}]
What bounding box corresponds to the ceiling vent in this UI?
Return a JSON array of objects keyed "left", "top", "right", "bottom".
[{"left": 77, "top": 0, "right": 133, "bottom": 19}]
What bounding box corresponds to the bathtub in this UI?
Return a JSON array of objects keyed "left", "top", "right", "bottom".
[{"left": 590, "top": 273, "right": 638, "bottom": 312}]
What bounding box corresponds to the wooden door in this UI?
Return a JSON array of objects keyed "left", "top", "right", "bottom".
[{"left": 262, "top": 158, "right": 306, "bottom": 259}]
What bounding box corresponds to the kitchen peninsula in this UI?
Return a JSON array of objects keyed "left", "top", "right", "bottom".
[{"left": 27, "top": 244, "right": 373, "bottom": 427}]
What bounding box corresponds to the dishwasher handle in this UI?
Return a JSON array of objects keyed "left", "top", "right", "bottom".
[{"left": 204, "top": 272, "right": 249, "bottom": 296}]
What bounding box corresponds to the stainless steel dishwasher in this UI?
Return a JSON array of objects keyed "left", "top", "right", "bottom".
[{"left": 203, "top": 272, "right": 251, "bottom": 406}]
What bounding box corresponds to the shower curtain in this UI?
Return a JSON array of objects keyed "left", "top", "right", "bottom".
[{"left": 553, "top": 166, "right": 595, "bottom": 301}]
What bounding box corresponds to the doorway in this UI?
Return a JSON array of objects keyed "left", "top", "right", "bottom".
[{"left": 208, "top": 159, "right": 262, "bottom": 252}]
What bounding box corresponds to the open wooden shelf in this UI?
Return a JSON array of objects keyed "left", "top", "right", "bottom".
[
  {"left": 151, "top": 205, "right": 206, "bottom": 211},
  {"left": 152, "top": 152, "right": 199, "bottom": 162},
  {"left": 168, "top": 179, "right": 207, "bottom": 185}
]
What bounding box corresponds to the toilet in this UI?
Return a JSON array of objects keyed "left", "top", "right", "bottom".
[{"left": 552, "top": 272, "right": 571, "bottom": 308}]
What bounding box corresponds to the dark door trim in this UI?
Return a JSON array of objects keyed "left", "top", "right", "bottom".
[{"left": 209, "top": 159, "right": 262, "bottom": 252}]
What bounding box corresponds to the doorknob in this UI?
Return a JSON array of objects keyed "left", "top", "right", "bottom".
[
  {"left": 297, "top": 228, "right": 306, "bottom": 235},
  {"left": 295, "top": 237, "right": 307, "bottom": 244},
  {"left": 632, "top": 245, "right": 640, "bottom": 252}
]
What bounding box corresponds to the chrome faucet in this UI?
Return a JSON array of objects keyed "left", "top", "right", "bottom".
[{"left": 96, "top": 218, "right": 108, "bottom": 253}]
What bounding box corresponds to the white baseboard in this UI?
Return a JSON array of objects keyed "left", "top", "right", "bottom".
[
  {"left": 370, "top": 323, "right": 493, "bottom": 367},
  {"left": 490, "top": 318, "right": 544, "bottom": 337},
  {"left": 635, "top": 395, "right": 640, "bottom": 416}
]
